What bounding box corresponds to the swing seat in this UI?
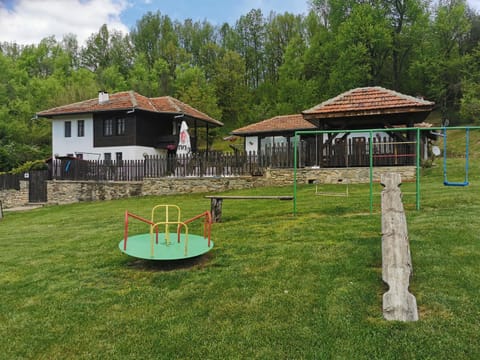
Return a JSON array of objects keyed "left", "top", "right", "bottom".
[
  {"left": 443, "top": 180, "right": 469, "bottom": 187},
  {"left": 443, "top": 127, "right": 470, "bottom": 187}
]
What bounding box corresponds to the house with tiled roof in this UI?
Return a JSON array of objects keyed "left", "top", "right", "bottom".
[
  {"left": 232, "top": 87, "right": 435, "bottom": 167},
  {"left": 231, "top": 114, "right": 316, "bottom": 153},
  {"left": 37, "top": 90, "right": 223, "bottom": 161}
]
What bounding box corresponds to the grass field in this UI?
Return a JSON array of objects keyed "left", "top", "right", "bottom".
[{"left": 1, "top": 154, "right": 479, "bottom": 359}]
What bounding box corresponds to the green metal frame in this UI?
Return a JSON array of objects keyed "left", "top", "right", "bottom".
[{"left": 293, "top": 126, "right": 480, "bottom": 215}]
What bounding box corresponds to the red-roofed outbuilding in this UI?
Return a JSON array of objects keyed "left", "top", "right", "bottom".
[{"left": 231, "top": 87, "right": 434, "bottom": 167}]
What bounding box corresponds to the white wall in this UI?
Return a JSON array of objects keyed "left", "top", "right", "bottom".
[
  {"left": 52, "top": 114, "right": 95, "bottom": 159},
  {"left": 51, "top": 114, "right": 165, "bottom": 161},
  {"left": 245, "top": 136, "right": 258, "bottom": 154}
]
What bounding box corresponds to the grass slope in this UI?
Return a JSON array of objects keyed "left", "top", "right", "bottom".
[{"left": 0, "top": 162, "right": 479, "bottom": 359}]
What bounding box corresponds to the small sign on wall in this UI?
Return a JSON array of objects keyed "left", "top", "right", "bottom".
[{"left": 23, "top": 172, "right": 30, "bottom": 179}]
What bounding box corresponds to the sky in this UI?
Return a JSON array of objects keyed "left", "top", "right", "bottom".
[
  {"left": 0, "top": 0, "right": 310, "bottom": 46},
  {"left": 1, "top": 0, "right": 480, "bottom": 46}
]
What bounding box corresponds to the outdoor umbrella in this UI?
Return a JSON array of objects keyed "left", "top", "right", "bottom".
[{"left": 176, "top": 120, "right": 191, "bottom": 156}]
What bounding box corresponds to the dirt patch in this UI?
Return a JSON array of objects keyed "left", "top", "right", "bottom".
[{"left": 125, "top": 252, "right": 214, "bottom": 272}]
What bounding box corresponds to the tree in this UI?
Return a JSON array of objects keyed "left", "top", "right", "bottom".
[
  {"left": 411, "top": 0, "right": 471, "bottom": 122},
  {"left": 81, "top": 24, "right": 111, "bottom": 71},
  {"left": 264, "top": 12, "right": 305, "bottom": 83},
  {"left": 277, "top": 36, "right": 318, "bottom": 113},
  {"left": 460, "top": 45, "right": 480, "bottom": 123},
  {"left": 213, "top": 51, "right": 251, "bottom": 130},
  {"left": 384, "top": 0, "right": 430, "bottom": 91},
  {"left": 329, "top": 3, "right": 392, "bottom": 91},
  {"left": 235, "top": 9, "right": 266, "bottom": 88},
  {"left": 128, "top": 55, "right": 171, "bottom": 97},
  {"left": 174, "top": 64, "right": 221, "bottom": 120}
]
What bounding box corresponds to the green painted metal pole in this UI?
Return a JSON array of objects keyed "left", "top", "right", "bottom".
[
  {"left": 369, "top": 130, "right": 374, "bottom": 214},
  {"left": 293, "top": 126, "right": 480, "bottom": 215},
  {"left": 293, "top": 132, "right": 298, "bottom": 216},
  {"left": 416, "top": 128, "right": 421, "bottom": 210}
]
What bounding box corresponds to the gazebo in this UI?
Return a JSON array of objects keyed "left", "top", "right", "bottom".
[{"left": 301, "top": 87, "right": 435, "bottom": 167}]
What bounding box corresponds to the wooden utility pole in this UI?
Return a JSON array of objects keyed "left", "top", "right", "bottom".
[{"left": 381, "top": 172, "right": 418, "bottom": 321}]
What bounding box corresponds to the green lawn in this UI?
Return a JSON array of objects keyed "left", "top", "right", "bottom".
[{"left": 1, "top": 161, "right": 479, "bottom": 359}]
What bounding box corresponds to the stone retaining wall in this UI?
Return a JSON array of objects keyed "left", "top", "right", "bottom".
[
  {"left": 47, "top": 180, "right": 144, "bottom": 205},
  {"left": 141, "top": 176, "right": 268, "bottom": 196},
  {"left": 268, "top": 166, "right": 416, "bottom": 185},
  {"left": 0, "top": 181, "right": 29, "bottom": 208},
  {"left": 2, "top": 166, "right": 416, "bottom": 207}
]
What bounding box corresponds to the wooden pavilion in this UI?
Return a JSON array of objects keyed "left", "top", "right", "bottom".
[{"left": 301, "top": 87, "right": 435, "bottom": 167}]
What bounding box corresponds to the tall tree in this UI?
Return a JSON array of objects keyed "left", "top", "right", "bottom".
[
  {"left": 235, "top": 9, "right": 266, "bottom": 88},
  {"left": 81, "top": 24, "right": 111, "bottom": 71},
  {"left": 130, "top": 12, "right": 162, "bottom": 70},
  {"left": 174, "top": 64, "right": 221, "bottom": 120},
  {"left": 277, "top": 36, "right": 318, "bottom": 114},
  {"left": 329, "top": 3, "right": 392, "bottom": 92},
  {"left": 213, "top": 51, "right": 251, "bottom": 129},
  {"left": 411, "top": 0, "right": 471, "bottom": 121},
  {"left": 384, "top": 0, "right": 430, "bottom": 91},
  {"left": 264, "top": 12, "right": 304, "bottom": 83}
]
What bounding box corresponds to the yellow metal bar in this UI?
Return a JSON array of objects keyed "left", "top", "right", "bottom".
[{"left": 151, "top": 205, "right": 181, "bottom": 245}]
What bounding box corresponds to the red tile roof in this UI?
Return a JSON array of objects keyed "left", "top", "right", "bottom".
[
  {"left": 37, "top": 91, "right": 223, "bottom": 127},
  {"left": 302, "top": 87, "right": 434, "bottom": 118},
  {"left": 231, "top": 114, "right": 316, "bottom": 135}
]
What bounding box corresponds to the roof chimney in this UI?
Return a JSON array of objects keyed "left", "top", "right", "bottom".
[{"left": 98, "top": 91, "right": 109, "bottom": 104}]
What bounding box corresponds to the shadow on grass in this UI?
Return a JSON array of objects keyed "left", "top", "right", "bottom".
[{"left": 123, "top": 252, "right": 214, "bottom": 272}]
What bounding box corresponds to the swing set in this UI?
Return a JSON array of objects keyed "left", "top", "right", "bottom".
[
  {"left": 293, "top": 126, "right": 480, "bottom": 214},
  {"left": 443, "top": 127, "right": 470, "bottom": 187}
]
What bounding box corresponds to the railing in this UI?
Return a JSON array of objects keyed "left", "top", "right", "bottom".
[
  {"left": 49, "top": 138, "right": 417, "bottom": 182},
  {"left": 0, "top": 173, "right": 22, "bottom": 190},
  {"left": 50, "top": 152, "right": 262, "bottom": 181}
]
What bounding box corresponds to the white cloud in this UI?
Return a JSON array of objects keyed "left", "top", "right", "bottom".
[
  {"left": 0, "top": 0, "right": 130, "bottom": 46},
  {"left": 469, "top": 0, "right": 480, "bottom": 11}
]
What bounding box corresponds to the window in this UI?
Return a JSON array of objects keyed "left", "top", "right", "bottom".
[
  {"left": 103, "top": 119, "right": 113, "bottom": 136},
  {"left": 65, "top": 121, "right": 71, "bottom": 137},
  {"left": 116, "top": 117, "right": 126, "bottom": 135},
  {"left": 115, "top": 152, "right": 123, "bottom": 164},
  {"left": 104, "top": 153, "right": 111, "bottom": 162},
  {"left": 77, "top": 120, "right": 85, "bottom": 137}
]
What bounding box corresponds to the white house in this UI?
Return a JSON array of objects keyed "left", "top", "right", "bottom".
[{"left": 37, "top": 91, "right": 223, "bottom": 162}]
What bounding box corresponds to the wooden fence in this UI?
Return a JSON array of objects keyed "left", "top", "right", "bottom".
[
  {"left": 48, "top": 137, "right": 416, "bottom": 181},
  {"left": 303, "top": 136, "right": 416, "bottom": 167},
  {"left": 0, "top": 173, "right": 22, "bottom": 190},
  {"left": 50, "top": 152, "right": 261, "bottom": 181}
]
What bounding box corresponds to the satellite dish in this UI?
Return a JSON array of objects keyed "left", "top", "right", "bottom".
[{"left": 432, "top": 146, "right": 441, "bottom": 156}]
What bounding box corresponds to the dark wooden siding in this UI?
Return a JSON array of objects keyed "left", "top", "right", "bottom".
[
  {"left": 93, "top": 111, "right": 136, "bottom": 147},
  {"left": 136, "top": 114, "right": 172, "bottom": 147},
  {"left": 93, "top": 111, "right": 174, "bottom": 148}
]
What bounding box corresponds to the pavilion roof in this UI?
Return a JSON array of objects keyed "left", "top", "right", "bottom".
[{"left": 302, "top": 87, "right": 434, "bottom": 119}]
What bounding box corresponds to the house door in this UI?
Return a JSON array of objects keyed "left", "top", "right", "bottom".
[{"left": 29, "top": 170, "right": 48, "bottom": 203}]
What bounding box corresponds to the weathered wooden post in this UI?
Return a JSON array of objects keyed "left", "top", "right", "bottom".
[
  {"left": 381, "top": 172, "right": 418, "bottom": 321},
  {"left": 210, "top": 197, "right": 223, "bottom": 223}
]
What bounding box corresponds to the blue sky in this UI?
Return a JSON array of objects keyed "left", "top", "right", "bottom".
[
  {"left": 120, "top": 0, "right": 310, "bottom": 28},
  {"left": 0, "top": 0, "right": 310, "bottom": 45}
]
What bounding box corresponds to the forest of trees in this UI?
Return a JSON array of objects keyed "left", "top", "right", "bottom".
[{"left": 1, "top": 0, "right": 480, "bottom": 172}]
